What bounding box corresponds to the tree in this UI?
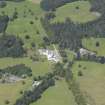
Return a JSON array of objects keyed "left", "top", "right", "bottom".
[
  {"left": 22, "top": 81, "right": 26, "bottom": 85},
  {"left": 0, "top": 15, "right": 9, "bottom": 33},
  {"left": 30, "top": 21, "right": 34, "bottom": 24},
  {"left": 54, "top": 63, "right": 65, "bottom": 77},
  {"left": 31, "top": 42, "right": 36, "bottom": 48},
  {"left": 99, "top": 56, "right": 105, "bottom": 64},
  {"left": 43, "top": 36, "right": 50, "bottom": 46},
  {"left": 78, "top": 70, "right": 83, "bottom": 76},
  {"left": 75, "top": 6, "right": 79, "bottom": 10},
  {"left": 96, "top": 41, "right": 100, "bottom": 47},
  {"left": 13, "top": 11, "right": 18, "bottom": 19},
  {"left": 25, "top": 35, "right": 30, "bottom": 39},
  {"left": 5, "top": 100, "right": 10, "bottom": 104}
]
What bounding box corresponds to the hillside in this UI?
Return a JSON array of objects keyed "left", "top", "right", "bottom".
[{"left": 0, "top": 0, "right": 105, "bottom": 105}]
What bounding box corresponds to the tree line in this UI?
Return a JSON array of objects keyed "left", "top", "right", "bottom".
[
  {"left": 65, "top": 61, "right": 96, "bottom": 105},
  {"left": 40, "top": 0, "right": 78, "bottom": 11},
  {"left": 76, "top": 51, "right": 105, "bottom": 64},
  {"left": 0, "top": 64, "right": 32, "bottom": 78},
  {"left": 0, "top": 15, "right": 9, "bottom": 33}
]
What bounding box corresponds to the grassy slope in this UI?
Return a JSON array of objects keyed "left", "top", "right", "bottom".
[
  {"left": 0, "top": 1, "right": 46, "bottom": 48},
  {"left": 1, "top": 0, "right": 103, "bottom": 105},
  {"left": 0, "top": 1, "right": 52, "bottom": 104},
  {"left": 0, "top": 57, "right": 52, "bottom": 76},
  {"left": 0, "top": 79, "right": 32, "bottom": 105},
  {"left": 31, "top": 79, "right": 77, "bottom": 105},
  {"left": 72, "top": 61, "right": 105, "bottom": 105},
  {"left": 82, "top": 38, "right": 105, "bottom": 56},
  {"left": 52, "top": 1, "right": 99, "bottom": 23}
]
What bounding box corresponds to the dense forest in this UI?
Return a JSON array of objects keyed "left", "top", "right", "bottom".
[{"left": 0, "top": 35, "right": 25, "bottom": 57}]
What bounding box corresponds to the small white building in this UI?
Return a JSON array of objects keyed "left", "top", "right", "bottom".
[
  {"left": 39, "top": 49, "right": 61, "bottom": 62},
  {"left": 79, "top": 48, "right": 96, "bottom": 56},
  {"left": 32, "top": 81, "right": 41, "bottom": 88}
]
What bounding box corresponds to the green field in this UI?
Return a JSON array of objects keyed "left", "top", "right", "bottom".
[
  {"left": 72, "top": 61, "right": 105, "bottom": 105},
  {"left": 0, "top": 0, "right": 104, "bottom": 105},
  {"left": 0, "top": 57, "right": 52, "bottom": 76},
  {"left": 0, "top": 0, "right": 46, "bottom": 48},
  {"left": 0, "top": 79, "right": 32, "bottom": 105},
  {"left": 31, "top": 79, "right": 77, "bottom": 105},
  {"left": 52, "top": 1, "right": 100, "bottom": 23},
  {"left": 82, "top": 37, "right": 105, "bottom": 56}
]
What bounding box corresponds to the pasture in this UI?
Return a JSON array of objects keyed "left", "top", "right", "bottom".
[
  {"left": 0, "top": 0, "right": 104, "bottom": 105},
  {"left": 31, "top": 79, "right": 77, "bottom": 105},
  {"left": 72, "top": 61, "right": 105, "bottom": 105},
  {"left": 52, "top": 1, "right": 100, "bottom": 23},
  {"left": 0, "top": 57, "right": 52, "bottom": 76},
  {"left": 0, "top": 0, "right": 46, "bottom": 48},
  {"left": 82, "top": 38, "right": 105, "bottom": 56},
  {"left": 0, "top": 79, "right": 32, "bottom": 105}
]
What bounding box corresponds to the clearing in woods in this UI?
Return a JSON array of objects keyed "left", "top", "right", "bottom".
[{"left": 52, "top": 1, "right": 100, "bottom": 23}]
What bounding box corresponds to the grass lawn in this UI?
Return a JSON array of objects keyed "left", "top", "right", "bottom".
[
  {"left": 6, "top": 18, "right": 44, "bottom": 48},
  {"left": 0, "top": 79, "right": 32, "bottom": 105},
  {"left": 0, "top": 57, "right": 52, "bottom": 76},
  {"left": 82, "top": 37, "right": 105, "bottom": 56},
  {"left": 0, "top": 1, "right": 43, "bottom": 18},
  {"left": 72, "top": 61, "right": 105, "bottom": 105},
  {"left": 31, "top": 79, "right": 77, "bottom": 105},
  {"left": 52, "top": 1, "right": 100, "bottom": 23},
  {"left": 0, "top": 1, "right": 46, "bottom": 48}
]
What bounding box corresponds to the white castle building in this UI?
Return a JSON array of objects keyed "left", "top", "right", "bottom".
[{"left": 38, "top": 49, "right": 61, "bottom": 62}]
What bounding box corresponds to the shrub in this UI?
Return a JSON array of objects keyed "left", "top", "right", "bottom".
[
  {"left": 5, "top": 100, "right": 10, "bottom": 104},
  {"left": 78, "top": 70, "right": 83, "bottom": 76},
  {"left": 96, "top": 41, "right": 100, "bottom": 47}
]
